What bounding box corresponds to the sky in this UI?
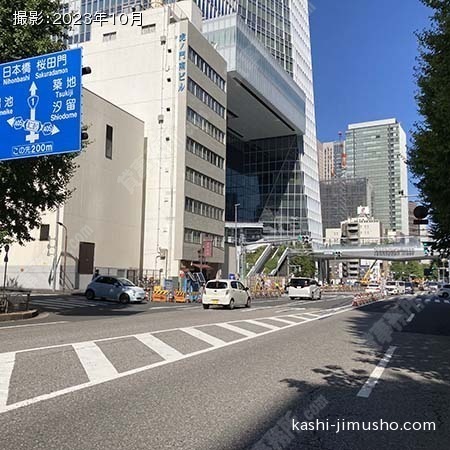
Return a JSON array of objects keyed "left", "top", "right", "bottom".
[{"left": 309, "top": 0, "right": 432, "bottom": 195}]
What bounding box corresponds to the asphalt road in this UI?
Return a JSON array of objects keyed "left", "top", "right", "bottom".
[{"left": 0, "top": 293, "right": 449, "bottom": 449}]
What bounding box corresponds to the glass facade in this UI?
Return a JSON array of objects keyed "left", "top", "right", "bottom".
[
  {"left": 226, "top": 133, "right": 308, "bottom": 236},
  {"left": 345, "top": 120, "right": 409, "bottom": 235}
]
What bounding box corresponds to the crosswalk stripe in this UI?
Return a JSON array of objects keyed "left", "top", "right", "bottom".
[
  {"left": 135, "top": 333, "right": 183, "bottom": 361},
  {"left": 425, "top": 299, "right": 431, "bottom": 303},
  {"left": 244, "top": 320, "right": 279, "bottom": 330},
  {"left": 266, "top": 317, "right": 297, "bottom": 325},
  {"left": 72, "top": 342, "right": 118, "bottom": 382},
  {"left": 302, "top": 312, "right": 320, "bottom": 318},
  {"left": 435, "top": 299, "right": 441, "bottom": 304},
  {"left": 284, "top": 315, "right": 309, "bottom": 321},
  {"left": 181, "top": 328, "right": 226, "bottom": 347},
  {"left": 215, "top": 323, "right": 257, "bottom": 337},
  {"left": 0, "top": 353, "right": 15, "bottom": 407},
  {"left": 445, "top": 300, "right": 450, "bottom": 304},
  {"left": 290, "top": 315, "right": 313, "bottom": 321}
]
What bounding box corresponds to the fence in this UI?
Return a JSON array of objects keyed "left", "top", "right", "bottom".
[
  {"left": 246, "top": 276, "right": 286, "bottom": 298},
  {"left": 0, "top": 289, "right": 31, "bottom": 314}
]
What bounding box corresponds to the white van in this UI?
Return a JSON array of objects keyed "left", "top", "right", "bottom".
[
  {"left": 385, "top": 281, "right": 406, "bottom": 295},
  {"left": 288, "top": 277, "right": 321, "bottom": 300}
]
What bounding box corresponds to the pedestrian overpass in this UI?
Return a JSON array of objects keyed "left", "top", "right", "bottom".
[{"left": 310, "top": 236, "right": 434, "bottom": 261}]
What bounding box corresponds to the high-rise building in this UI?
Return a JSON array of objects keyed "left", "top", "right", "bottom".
[
  {"left": 201, "top": 0, "right": 322, "bottom": 238},
  {"left": 67, "top": 0, "right": 322, "bottom": 245},
  {"left": 320, "top": 177, "right": 373, "bottom": 232},
  {"left": 317, "top": 139, "right": 345, "bottom": 180},
  {"left": 345, "top": 118, "right": 409, "bottom": 235}
]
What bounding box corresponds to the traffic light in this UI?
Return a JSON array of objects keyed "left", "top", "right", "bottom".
[{"left": 342, "top": 262, "right": 348, "bottom": 278}]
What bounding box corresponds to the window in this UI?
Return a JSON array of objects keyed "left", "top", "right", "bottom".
[
  {"left": 186, "top": 167, "right": 224, "bottom": 195},
  {"left": 105, "top": 124, "right": 113, "bottom": 159},
  {"left": 39, "top": 224, "right": 50, "bottom": 241},
  {"left": 231, "top": 281, "right": 238, "bottom": 289},
  {"left": 103, "top": 32, "right": 117, "bottom": 42},
  {"left": 186, "top": 108, "right": 225, "bottom": 143},
  {"left": 188, "top": 47, "right": 226, "bottom": 91},
  {"left": 185, "top": 197, "right": 223, "bottom": 221},
  {"left": 141, "top": 24, "right": 156, "bottom": 34},
  {"left": 187, "top": 78, "right": 225, "bottom": 118}
]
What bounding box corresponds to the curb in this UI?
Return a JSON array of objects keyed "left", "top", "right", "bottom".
[{"left": 0, "top": 309, "right": 39, "bottom": 322}]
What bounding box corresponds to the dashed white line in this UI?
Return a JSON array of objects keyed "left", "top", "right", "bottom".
[
  {"left": 72, "top": 342, "right": 118, "bottom": 382},
  {"left": 357, "top": 346, "right": 396, "bottom": 398},
  {"left": 215, "top": 322, "right": 257, "bottom": 337},
  {"left": 0, "top": 352, "right": 15, "bottom": 407},
  {"left": 406, "top": 313, "right": 415, "bottom": 323},
  {"left": 135, "top": 333, "right": 183, "bottom": 361},
  {"left": 0, "top": 321, "right": 67, "bottom": 330},
  {"left": 266, "top": 317, "right": 297, "bottom": 325},
  {"left": 181, "top": 327, "right": 226, "bottom": 347},
  {"left": 244, "top": 320, "right": 279, "bottom": 330}
]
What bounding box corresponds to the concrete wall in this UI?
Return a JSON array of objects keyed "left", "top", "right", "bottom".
[{"left": 7, "top": 89, "right": 145, "bottom": 291}]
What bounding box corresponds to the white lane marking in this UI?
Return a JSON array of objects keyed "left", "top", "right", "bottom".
[
  {"left": 290, "top": 315, "right": 314, "bottom": 321},
  {"left": 215, "top": 322, "right": 257, "bottom": 337},
  {"left": 445, "top": 300, "right": 450, "bottom": 304},
  {"left": 357, "top": 346, "right": 396, "bottom": 398},
  {"left": 135, "top": 333, "right": 184, "bottom": 361},
  {"left": 0, "top": 306, "right": 360, "bottom": 414},
  {"left": 425, "top": 299, "right": 431, "bottom": 303},
  {"left": 265, "top": 317, "right": 297, "bottom": 325},
  {"left": 406, "top": 313, "right": 415, "bottom": 323},
  {"left": 244, "top": 320, "right": 279, "bottom": 330},
  {"left": 0, "top": 352, "right": 15, "bottom": 407},
  {"left": 301, "top": 312, "right": 320, "bottom": 318},
  {"left": 0, "top": 321, "right": 67, "bottom": 330},
  {"left": 435, "top": 299, "right": 441, "bottom": 304},
  {"left": 284, "top": 315, "right": 309, "bottom": 321},
  {"left": 181, "top": 327, "right": 226, "bottom": 347},
  {"left": 72, "top": 342, "right": 118, "bottom": 382}
]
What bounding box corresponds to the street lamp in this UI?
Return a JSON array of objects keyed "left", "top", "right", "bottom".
[
  {"left": 234, "top": 203, "right": 240, "bottom": 277},
  {"left": 2, "top": 244, "right": 10, "bottom": 297},
  {"left": 57, "top": 222, "right": 68, "bottom": 292}
]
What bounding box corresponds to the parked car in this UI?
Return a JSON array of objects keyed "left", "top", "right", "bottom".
[
  {"left": 365, "top": 283, "right": 381, "bottom": 294},
  {"left": 85, "top": 276, "right": 147, "bottom": 304},
  {"left": 202, "top": 279, "right": 251, "bottom": 310},
  {"left": 404, "top": 282, "right": 415, "bottom": 294},
  {"left": 437, "top": 284, "right": 450, "bottom": 299},
  {"left": 288, "top": 277, "right": 321, "bottom": 300}
]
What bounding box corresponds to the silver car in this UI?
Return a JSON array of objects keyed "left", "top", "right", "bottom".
[{"left": 85, "top": 276, "right": 147, "bottom": 304}]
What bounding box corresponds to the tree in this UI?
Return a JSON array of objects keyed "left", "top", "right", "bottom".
[
  {"left": 0, "top": 1, "right": 78, "bottom": 245},
  {"left": 390, "top": 261, "right": 425, "bottom": 280},
  {"left": 409, "top": 1, "right": 450, "bottom": 252},
  {"left": 291, "top": 244, "right": 316, "bottom": 278}
]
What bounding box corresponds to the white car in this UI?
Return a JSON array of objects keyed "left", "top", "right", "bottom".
[
  {"left": 85, "top": 276, "right": 146, "bottom": 304},
  {"left": 202, "top": 279, "right": 251, "bottom": 310},
  {"left": 437, "top": 284, "right": 450, "bottom": 299},
  {"left": 365, "top": 283, "right": 381, "bottom": 294},
  {"left": 288, "top": 277, "right": 321, "bottom": 300},
  {"left": 385, "top": 281, "right": 406, "bottom": 295}
]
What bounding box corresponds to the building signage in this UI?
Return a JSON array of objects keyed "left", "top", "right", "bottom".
[
  {"left": 178, "top": 32, "right": 187, "bottom": 92},
  {"left": 0, "top": 48, "right": 82, "bottom": 161},
  {"left": 203, "top": 239, "right": 213, "bottom": 258},
  {"left": 374, "top": 247, "right": 416, "bottom": 257}
]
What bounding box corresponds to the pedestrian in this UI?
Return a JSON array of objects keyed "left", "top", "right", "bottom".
[{"left": 92, "top": 268, "right": 99, "bottom": 280}]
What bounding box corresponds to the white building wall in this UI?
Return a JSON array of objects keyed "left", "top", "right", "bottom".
[
  {"left": 7, "top": 89, "right": 144, "bottom": 290},
  {"left": 80, "top": 4, "right": 226, "bottom": 277}
]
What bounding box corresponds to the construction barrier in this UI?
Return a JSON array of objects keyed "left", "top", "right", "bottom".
[
  {"left": 352, "top": 293, "right": 384, "bottom": 307},
  {"left": 174, "top": 290, "right": 187, "bottom": 303},
  {"left": 152, "top": 286, "right": 169, "bottom": 302}
]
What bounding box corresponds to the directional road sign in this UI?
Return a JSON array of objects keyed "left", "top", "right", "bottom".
[{"left": 0, "top": 48, "right": 82, "bottom": 161}]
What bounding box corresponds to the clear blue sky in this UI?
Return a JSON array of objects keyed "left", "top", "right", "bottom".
[{"left": 309, "top": 0, "right": 432, "bottom": 194}]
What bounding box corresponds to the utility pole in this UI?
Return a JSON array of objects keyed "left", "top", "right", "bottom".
[{"left": 57, "top": 222, "right": 68, "bottom": 292}]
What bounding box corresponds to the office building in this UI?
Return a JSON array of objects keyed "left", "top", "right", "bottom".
[
  {"left": 318, "top": 139, "right": 345, "bottom": 181},
  {"left": 345, "top": 118, "right": 409, "bottom": 235},
  {"left": 320, "top": 177, "right": 373, "bottom": 232},
  {"left": 80, "top": 3, "right": 227, "bottom": 278}
]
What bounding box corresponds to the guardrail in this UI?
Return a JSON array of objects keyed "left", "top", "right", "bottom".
[{"left": 0, "top": 289, "right": 32, "bottom": 314}]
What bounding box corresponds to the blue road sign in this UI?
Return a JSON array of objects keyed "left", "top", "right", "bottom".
[{"left": 0, "top": 48, "right": 82, "bottom": 162}]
